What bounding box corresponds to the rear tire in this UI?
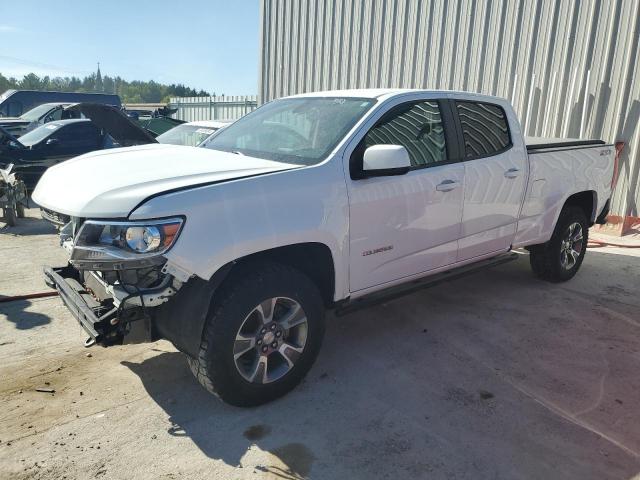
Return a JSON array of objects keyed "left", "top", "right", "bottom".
[
  {"left": 529, "top": 206, "right": 589, "bottom": 282},
  {"left": 3, "top": 205, "right": 17, "bottom": 226},
  {"left": 188, "top": 261, "right": 325, "bottom": 407}
]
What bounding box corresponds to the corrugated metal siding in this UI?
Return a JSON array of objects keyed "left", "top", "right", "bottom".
[
  {"left": 260, "top": 0, "right": 640, "bottom": 216},
  {"left": 168, "top": 95, "right": 258, "bottom": 122}
]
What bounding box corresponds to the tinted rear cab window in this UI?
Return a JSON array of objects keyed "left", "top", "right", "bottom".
[{"left": 456, "top": 101, "right": 511, "bottom": 158}]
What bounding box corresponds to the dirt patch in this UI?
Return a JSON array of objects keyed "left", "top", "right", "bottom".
[{"left": 0, "top": 345, "right": 153, "bottom": 445}]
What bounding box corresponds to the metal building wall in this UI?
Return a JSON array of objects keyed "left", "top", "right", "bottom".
[
  {"left": 259, "top": 0, "right": 640, "bottom": 217},
  {"left": 168, "top": 95, "right": 258, "bottom": 122}
]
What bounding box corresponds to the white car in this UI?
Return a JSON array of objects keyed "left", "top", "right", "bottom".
[
  {"left": 156, "top": 120, "right": 231, "bottom": 147},
  {"left": 33, "top": 89, "right": 616, "bottom": 406}
]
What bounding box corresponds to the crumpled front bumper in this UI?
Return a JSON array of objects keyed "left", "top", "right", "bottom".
[
  {"left": 43, "top": 265, "right": 152, "bottom": 346},
  {"left": 43, "top": 262, "right": 224, "bottom": 357}
]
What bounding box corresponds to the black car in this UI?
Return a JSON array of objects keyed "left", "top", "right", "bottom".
[{"left": 0, "top": 104, "right": 156, "bottom": 190}]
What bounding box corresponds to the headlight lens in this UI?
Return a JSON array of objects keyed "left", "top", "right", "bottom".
[
  {"left": 70, "top": 218, "right": 184, "bottom": 268},
  {"left": 125, "top": 226, "right": 161, "bottom": 253}
]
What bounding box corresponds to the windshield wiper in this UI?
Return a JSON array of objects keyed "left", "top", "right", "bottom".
[{"left": 231, "top": 150, "right": 245, "bottom": 156}]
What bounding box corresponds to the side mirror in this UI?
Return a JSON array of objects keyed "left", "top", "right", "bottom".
[
  {"left": 46, "top": 138, "right": 59, "bottom": 147},
  {"left": 361, "top": 144, "right": 411, "bottom": 177}
]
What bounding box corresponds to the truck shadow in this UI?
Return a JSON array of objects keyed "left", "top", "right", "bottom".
[
  {"left": 122, "top": 251, "right": 640, "bottom": 479},
  {"left": 123, "top": 352, "right": 317, "bottom": 479}
]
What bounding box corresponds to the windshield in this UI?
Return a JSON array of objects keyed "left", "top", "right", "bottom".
[
  {"left": 20, "top": 103, "right": 60, "bottom": 122},
  {"left": 204, "top": 97, "right": 376, "bottom": 165},
  {"left": 19, "top": 122, "right": 61, "bottom": 147},
  {"left": 156, "top": 124, "right": 219, "bottom": 147}
]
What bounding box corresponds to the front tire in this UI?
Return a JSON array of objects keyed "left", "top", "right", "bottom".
[
  {"left": 529, "top": 206, "right": 589, "bottom": 282},
  {"left": 16, "top": 202, "right": 25, "bottom": 218},
  {"left": 188, "top": 262, "right": 325, "bottom": 407}
]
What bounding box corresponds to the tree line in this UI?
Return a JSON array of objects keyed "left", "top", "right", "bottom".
[{"left": 0, "top": 71, "right": 211, "bottom": 103}]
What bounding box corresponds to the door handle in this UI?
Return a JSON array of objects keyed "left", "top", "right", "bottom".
[
  {"left": 436, "top": 180, "right": 460, "bottom": 192},
  {"left": 504, "top": 168, "right": 521, "bottom": 178}
]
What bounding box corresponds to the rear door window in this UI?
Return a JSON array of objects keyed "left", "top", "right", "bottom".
[{"left": 455, "top": 101, "right": 511, "bottom": 159}]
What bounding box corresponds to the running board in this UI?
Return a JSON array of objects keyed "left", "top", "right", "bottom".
[{"left": 334, "top": 252, "right": 519, "bottom": 316}]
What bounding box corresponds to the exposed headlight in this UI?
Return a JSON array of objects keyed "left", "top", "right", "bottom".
[
  {"left": 70, "top": 218, "right": 183, "bottom": 269},
  {"left": 125, "top": 226, "right": 162, "bottom": 253}
]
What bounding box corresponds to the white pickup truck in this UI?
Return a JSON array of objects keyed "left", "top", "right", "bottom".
[{"left": 33, "top": 89, "right": 616, "bottom": 406}]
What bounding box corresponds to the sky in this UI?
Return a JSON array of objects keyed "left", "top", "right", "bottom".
[{"left": 0, "top": 0, "right": 260, "bottom": 95}]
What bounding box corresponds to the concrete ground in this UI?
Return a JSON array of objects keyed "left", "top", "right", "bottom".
[{"left": 1, "top": 209, "right": 639, "bottom": 479}]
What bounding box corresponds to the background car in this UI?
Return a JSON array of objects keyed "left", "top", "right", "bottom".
[
  {"left": 0, "top": 102, "right": 81, "bottom": 137},
  {"left": 0, "top": 89, "right": 121, "bottom": 117},
  {"left": 0, "top": 103, "right": 156, "bottom": 190},
  {"left": 125, "top": 106, "right": 186, "bottom": 136},
  {"left": 156, "top": 120, "right": 230, "bottom": 147}
]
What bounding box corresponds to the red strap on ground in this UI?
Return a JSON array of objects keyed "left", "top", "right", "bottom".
[{"left": 0, "top": 291, "right": 59, "bottom": 303}]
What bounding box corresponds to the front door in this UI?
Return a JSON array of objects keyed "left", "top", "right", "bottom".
[{"left": 347, "top": 99, "right": 464, "bottom": 293}]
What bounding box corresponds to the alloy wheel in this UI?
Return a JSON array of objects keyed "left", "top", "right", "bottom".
[
  {"left": 233, "top": 297, "right": 308, "bottom": 384},
  {"left": 560, "top": 222, "right": 584, "bottom": 270}
]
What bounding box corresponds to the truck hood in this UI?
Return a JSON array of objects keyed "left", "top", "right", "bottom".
[{"left": 32, "top": 144, "right": 299, "bottom": 218}]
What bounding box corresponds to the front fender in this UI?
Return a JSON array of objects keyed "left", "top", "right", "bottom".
[{"left": 130, "top": 159, "right": 350, "bottom": 301}]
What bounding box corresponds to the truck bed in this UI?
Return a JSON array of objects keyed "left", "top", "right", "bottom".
[
  {"left": 525, "top": 136, "right": 607, "bottom": 152},
  {"left": 514, "top": 136, "right": 615, "bottom": 249}
]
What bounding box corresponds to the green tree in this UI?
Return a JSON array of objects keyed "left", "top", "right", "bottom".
[
  {"left": 0, "top": 68, "right": 214, "bottom": 103},
  {"left": 0, "top": 73, "right": 18, "bottom": 93},
  {"left": 19, "top": 73, "right": 43, "bottom": 90}
]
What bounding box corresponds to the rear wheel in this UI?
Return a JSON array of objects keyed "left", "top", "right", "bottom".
[
  {"left": 529, "top": 206, "right": 589, "bottom": 282},
  {"left": 188, "top": 262, "right": 325, "bottom": 406}
]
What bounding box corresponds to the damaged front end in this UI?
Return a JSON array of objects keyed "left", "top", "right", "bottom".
[{"left": 44, "top": 216, "right": 189, "bottom": 348}]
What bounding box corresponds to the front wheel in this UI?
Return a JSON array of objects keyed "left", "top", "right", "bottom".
[
  {"left": 188, "top": 262, "right": 325, "bottom": 407},
  {"left": 529, "top": 206, "right": 589, "bottom": 282}
]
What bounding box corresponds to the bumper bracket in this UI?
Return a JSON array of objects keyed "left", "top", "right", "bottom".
[{"left": 43, "top": 266, "right": 119, "bottom": 344}]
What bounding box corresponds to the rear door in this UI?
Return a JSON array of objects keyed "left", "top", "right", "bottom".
[
  {"left": 453, "top": 100, "right": 527, "bottom": 260},
  {"left": 346, "top": 98, "right": 465, "bottom": 293}
]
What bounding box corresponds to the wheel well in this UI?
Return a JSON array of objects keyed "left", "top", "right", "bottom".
[
  {"left": 221, "top": 243, "right": 336, "bottom": 307},
  {"left": 564, "top": 191, "right": 596, "bottom": 224}
]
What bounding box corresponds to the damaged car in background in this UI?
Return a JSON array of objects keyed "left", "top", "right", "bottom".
[
  {"left": 0, "top": 102, "right": 81, "bottom": 137},
  {"left": 156, "top": 120, "right": 231, "bottom": 147},
  {"left": 0, "top": 103, "right": 156, "bottom": 195}
]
